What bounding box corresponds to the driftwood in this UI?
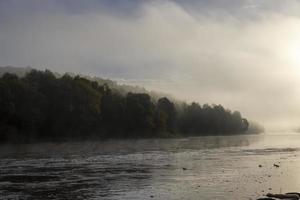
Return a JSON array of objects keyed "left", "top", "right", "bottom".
[{"left": 257, "top": 193, "right": 300, "bottom": 200}]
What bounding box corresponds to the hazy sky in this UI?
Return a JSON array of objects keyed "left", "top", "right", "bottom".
[{"left": 1, "top": 0, "right": 300, "bottom": 130}]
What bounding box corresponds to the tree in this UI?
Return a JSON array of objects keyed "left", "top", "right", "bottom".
[
  {"left": 157, "top": 97, "right": 177, "bottom": 133},
  {"left": 125, "top": 93, "right": 156, "bottom": 137},
  {"left": 0, "top": 69, "right": 251, "bottom": 143}
]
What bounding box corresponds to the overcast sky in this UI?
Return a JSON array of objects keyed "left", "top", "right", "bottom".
[{"left": 1, "top": 0, "right": 300, "bottom": 130}]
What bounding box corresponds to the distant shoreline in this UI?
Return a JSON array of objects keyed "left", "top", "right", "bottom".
[{"left": 0, "top": 67, "right": 261, "bottom": 143}]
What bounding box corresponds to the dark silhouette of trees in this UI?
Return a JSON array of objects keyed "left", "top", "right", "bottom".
[
  {"left": 0, "top": 69, "right": 250, "bottom": 143},
  {"left": 156, "top": 97, "right": 177, "bottom": 134},
  {"left": 178, "top": 103, "right": 248, "bottom": 135},
  {"left": 124, "top": 93, "right": 156, "bottom": 137}
]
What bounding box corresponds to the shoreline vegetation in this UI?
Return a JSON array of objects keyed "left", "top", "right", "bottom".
[{"left": 0, "top": 67, "right": 262, "bottom": 143}]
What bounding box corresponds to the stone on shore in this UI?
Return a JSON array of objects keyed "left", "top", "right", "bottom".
[{"left": 257, "top": 192, "right": 300, "bottom": 200}]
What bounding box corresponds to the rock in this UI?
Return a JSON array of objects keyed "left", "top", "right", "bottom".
[
  {"left": 182, "top": 167, "right": 187, "bottom": 170},
  {"left": 266, "top": 193, "right": 300, "bottom": 200},
  {"left": 257, "top": 192, "right": 300, "bottom": 200},
  {"left": 286, "top": 193, "right": 300, "bottom": 196},
  {"left": 259, "top": 164, "right": 263, "bottom": 167},
  {"left": 273, "top": 164, "right": 280, "bottom": 168}
]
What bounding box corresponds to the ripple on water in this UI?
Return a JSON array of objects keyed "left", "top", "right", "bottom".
[{"left": 1, "top": 134, "right": 300, "bottom": 200}]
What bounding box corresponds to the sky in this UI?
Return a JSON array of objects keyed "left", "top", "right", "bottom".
[{"left": 1, "top": 0, "right": 300, "bottom": 130}]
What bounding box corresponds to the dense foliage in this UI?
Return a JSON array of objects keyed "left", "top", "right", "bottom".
[{"left": 0, "top": 70, "right": 249, "bottom": 142}]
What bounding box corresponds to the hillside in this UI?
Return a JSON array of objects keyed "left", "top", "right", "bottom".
[{"left": 0, "top": 67, "right": 259, "bottom": 143}]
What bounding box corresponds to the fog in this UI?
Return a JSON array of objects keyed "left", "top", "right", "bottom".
[{"left": 1, "top": 0, "right": 300, "bottom": 130}]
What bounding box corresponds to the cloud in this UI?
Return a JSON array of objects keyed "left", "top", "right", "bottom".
[{"left": 1, "top": 0, "right": 300, "bottom": 130}]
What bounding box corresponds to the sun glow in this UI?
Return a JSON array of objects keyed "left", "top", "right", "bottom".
[
  {"left": 282, "top": 40, "right": 300, "bottom": 71},
  {"left": 288, "top": 44, "right": 300, "bottom": 66}
]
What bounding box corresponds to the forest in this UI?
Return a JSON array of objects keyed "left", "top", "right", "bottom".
[{"left": 0, "top": 69, "right": 250, "bottom": 142}]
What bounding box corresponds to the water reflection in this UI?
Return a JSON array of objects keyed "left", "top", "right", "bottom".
[
  {"left": 0, "top": 135, "right": 258, "bottom": 158},
  {"left": 0, "top": 134, "right": 300, "bottom": 200}
]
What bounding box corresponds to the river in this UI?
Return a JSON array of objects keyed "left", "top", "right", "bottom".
[{"left": 1, "top": 133, "right": 300, "bottom": 200}]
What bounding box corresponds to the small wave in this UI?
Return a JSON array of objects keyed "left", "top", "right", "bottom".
[
  {"left": 0, "top": 175, "right": 60, "bottom": 183},
  {"left": 241, "top": 147, "right": 300, "bottom": 155}
]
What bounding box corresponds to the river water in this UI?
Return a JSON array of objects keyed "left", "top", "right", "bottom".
[{"left": 1, "top": 133, "right": 300, "bottom": 200}]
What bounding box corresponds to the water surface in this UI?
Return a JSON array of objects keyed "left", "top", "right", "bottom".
[{"left": 1, "top": 134, "right": 300, "bottom": 200}]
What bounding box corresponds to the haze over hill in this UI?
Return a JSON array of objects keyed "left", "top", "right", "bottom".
[
  {"left": 1, "top": 1, "right": 300, "bottom": 130},
  {"left": 0, "top": 68, "right": 256, "bottom": 142},
  {"left": 0, "top": 66, "right": 175, "bottom": 102}
]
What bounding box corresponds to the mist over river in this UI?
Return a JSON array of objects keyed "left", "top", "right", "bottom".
[{"left": 1, "top": 134, "right": 300, "bottom": 200}]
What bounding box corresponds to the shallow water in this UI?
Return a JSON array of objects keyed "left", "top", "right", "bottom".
[{"left": 1, "top": 133, "right": 300, "bottom": 200}]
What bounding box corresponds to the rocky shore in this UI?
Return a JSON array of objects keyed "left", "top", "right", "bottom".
[{"left": 258, "top": 193, "right": 300, "bottom": 200}]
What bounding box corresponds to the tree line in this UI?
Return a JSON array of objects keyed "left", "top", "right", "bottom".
[{"left": 0, "top": 70, "right": 249, "bottom": 142}]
